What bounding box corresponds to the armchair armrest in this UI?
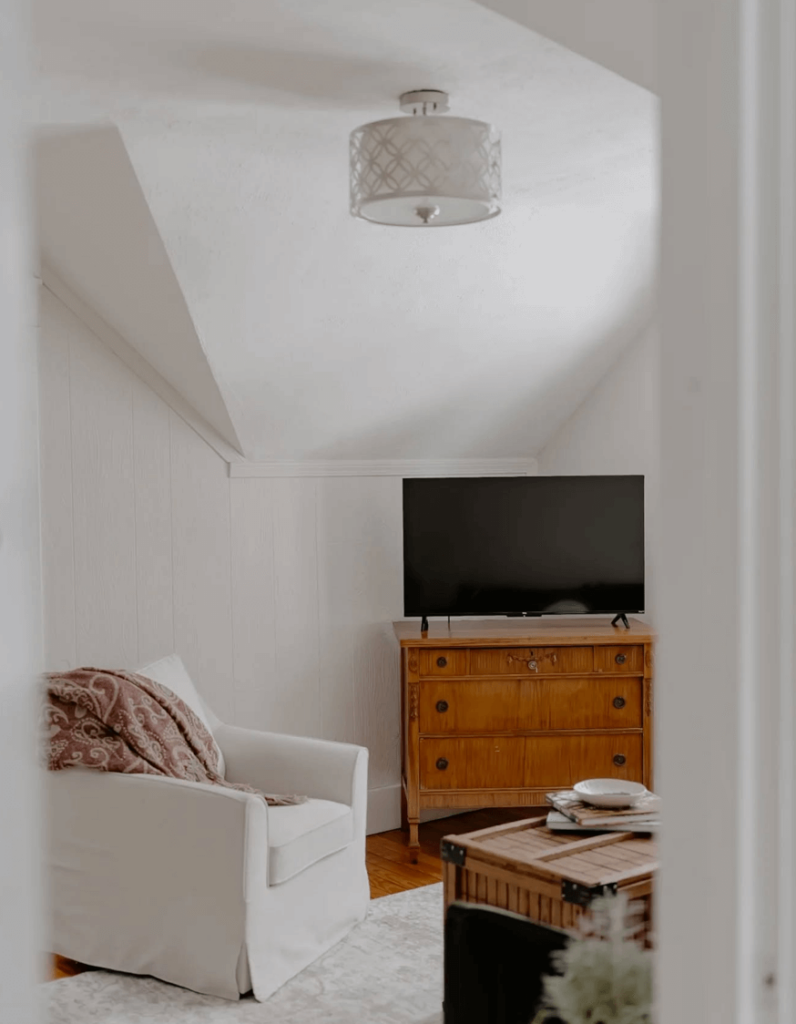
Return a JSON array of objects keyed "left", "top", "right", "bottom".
[{"left": 215, "top": 724, "right": 368, "bottom": 810}]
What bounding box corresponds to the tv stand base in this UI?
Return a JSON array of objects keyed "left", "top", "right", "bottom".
[{"left": 611, "top": 612, "right": 631, "bottom": 629}]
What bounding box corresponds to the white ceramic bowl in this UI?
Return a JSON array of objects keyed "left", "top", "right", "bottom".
[{"left": 573, "top": 778, "right": 648, "bottom": 809}]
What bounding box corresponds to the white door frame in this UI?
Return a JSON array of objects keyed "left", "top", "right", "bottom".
[
  {"left": 5, "top": 1, "right": 796, "bottom": 1020},
  {"left": 658, "top": 1, "right": 795, "bottom": 1021},
  {"left": 0, "top": 2, "right": 43, "bottom": 1022}
]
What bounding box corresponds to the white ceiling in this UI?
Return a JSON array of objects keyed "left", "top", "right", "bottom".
[{"left": 33, "top": 0, "right": 658, "bottom": 462}]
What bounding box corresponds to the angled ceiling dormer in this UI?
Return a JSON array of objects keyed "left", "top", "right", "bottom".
[
  {"left": 33, "top": 0, "right": 657, "bottom": 464},
  {"left": 35, "top": 127, "right": 245, "bottom": 456}
]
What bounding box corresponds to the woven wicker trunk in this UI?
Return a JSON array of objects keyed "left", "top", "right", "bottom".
[{"left": 441, "top": 816, "right": 657, "bottom": 943}]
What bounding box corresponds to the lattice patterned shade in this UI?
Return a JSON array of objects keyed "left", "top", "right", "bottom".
[{"left": 350, "top": 114, "right": 501, "bottom": 227}]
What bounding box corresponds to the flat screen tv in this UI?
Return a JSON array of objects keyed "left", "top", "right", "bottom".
[{"left": 402, "top": 475, "right": 644, "bottom": 618}]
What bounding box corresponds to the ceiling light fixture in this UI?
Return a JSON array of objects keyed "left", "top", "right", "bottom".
[{"left": 349, "top": 90, "right": 501, "bottom": 227}]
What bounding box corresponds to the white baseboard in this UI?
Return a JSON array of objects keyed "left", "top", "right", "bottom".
[
  {"left": 366, "top": 784, "right": 402, "bottom": 835},
  {"left": 366, "top": 784, "right": 477, "bottom": 836}
]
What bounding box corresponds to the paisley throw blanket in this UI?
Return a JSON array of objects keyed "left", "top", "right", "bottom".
[{"left": 44, "top": 668, "right": 305, "bottom": 806}]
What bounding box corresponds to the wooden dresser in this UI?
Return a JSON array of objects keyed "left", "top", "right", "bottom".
[{"left": 394, "top": 618, "right": 654, "bottom": 860}]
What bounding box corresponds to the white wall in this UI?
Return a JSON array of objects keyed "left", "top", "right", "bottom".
[
  {"left": 538, "top": 325, "right": 657, "bottom": 474},
  {"left": 538, "top": 326, "right": 658, "bottom": 617},
  {"left": 39, "top": 282, "right": 651, "bottom": 834},
  {"left": 39, "top": 286, "right": 405, "bottom": 832}
]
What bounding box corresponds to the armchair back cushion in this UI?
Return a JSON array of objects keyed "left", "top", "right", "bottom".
[{"left": 137, "top": 655, "right": 225, "bottom": 776}]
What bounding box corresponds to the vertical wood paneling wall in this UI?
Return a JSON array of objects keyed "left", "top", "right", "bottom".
[{"left": 38, "top": 287, "right": 404, "bottom": 830}]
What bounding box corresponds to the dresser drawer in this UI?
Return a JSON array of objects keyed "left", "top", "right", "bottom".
[
  {"left": 470, "top": 646, "right": 593, "bottom": 675},
  {"left": 419, "top": 680, "right": 520, "bottom": 734},
  {"left": 521, "top": 677, "right": 643, "bottom": 731},
  {"left": 418, "top": 649, "right": 468, "bottom": 676},
  {"left": 524, "top": 734, "right": 643, "bottom": 788},
  {"left": 419, "top": 677, "right": 642, "bottom": 734},
  {"left": 594, "top": 646, "right": 644, "bottom": 673},
  {"left": 419, "top": 734, "right": 643, "bottom": 791},
  {"left": 419, "top": 738, "right": 525, "bottom": 790}
]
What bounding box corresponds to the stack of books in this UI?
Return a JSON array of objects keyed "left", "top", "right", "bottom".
[{"left": 545, "top": 790, "right": 661, "bottom": 833}]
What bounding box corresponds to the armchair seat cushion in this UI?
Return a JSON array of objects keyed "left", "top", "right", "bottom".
[{"left": 267, "top": 798, "right": 354, "bottom": 885}]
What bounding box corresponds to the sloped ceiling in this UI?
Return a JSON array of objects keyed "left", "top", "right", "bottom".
[
  {"left": 36, "top": 127, "right": 244, "bottom": 453},
  {"left": 32, "top": 0, "right": 657, "bottom": 462},
  {"left": 477, "top": 0, "right": 657, "bottom": 93}
]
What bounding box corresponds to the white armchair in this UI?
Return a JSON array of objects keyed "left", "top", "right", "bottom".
[{"left": 44, "top": 656, "right": 370, "bottom": 1001}]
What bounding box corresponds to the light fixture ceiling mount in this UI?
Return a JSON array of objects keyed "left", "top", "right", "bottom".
[
  {"left": 349, "top": 90, "right": 501, "bottom": 227},
  {"left": 398, "top": 89, "right": 450, "bottom": 115}
]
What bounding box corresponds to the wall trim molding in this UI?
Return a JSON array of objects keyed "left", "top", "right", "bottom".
[
  {"left": 230, "top": 458, "right": 539, "bottom": 479},
  {"left": 40, "top": 265, "right": 244, "bottom": 465},
  {"left": 366, "top": 785, "right": 402, "bottom": 836}
]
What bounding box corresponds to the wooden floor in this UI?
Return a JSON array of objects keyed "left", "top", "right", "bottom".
[
  {"left": 365, "top": 807, "right": 541, "bottom": 898},
  {"left": 50, "top": 807, "right": 543, "bottom": 981}
]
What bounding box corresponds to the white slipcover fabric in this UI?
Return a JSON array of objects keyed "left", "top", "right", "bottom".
[{"left": 45, "top": 658, "right": 370, "bottom": 1002}]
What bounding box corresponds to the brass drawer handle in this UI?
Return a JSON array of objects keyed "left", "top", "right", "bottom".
[
  {"left": 613, "top": 696, "right": 626, "bottom": 709},
  {"left": 527, "top": 659, "right": 538, "bottom": 671},
  {"left": 436, "top": 700, "right": 449, "bottom": 713},
  {"left": 436, "top": 656, "right": 448, "bottom": 668},
  {"left": 613, "top": 754, "right": 627, "bottom": 766},
  {"left": 615, "top": 653, "right": 627, "bottom": 665},
  {"left": 436, "top": 757, "right": 449, "bottom": 770}
]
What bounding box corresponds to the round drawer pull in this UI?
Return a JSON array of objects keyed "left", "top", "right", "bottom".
[
  {"left": 615, "top": 653, "right": 627, "bottom": 665},
  {"left": 436, "top": 700, "right": 449, "bottom": 713},
  {"left": 613, "top": 754, "right": 627, "bottom": 766},
  {"left": 436, "top": 757, "right": 449, "bottom": 770},
  {"left": 436, "top": 656, "right": 448, "bottom": 668},
  {"left": 527, "top": 659, "right": 538, "bottom": 671},
  {"left": 613, "top": 696, "right": 626, "bottom": 709}
]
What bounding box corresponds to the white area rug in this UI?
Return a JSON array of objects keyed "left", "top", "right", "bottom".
[{"left": 45, "top": 883, "right": 444, "bottom": 1024}]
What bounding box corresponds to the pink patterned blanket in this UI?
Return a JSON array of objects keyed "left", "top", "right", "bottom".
[{"left": 44, "top": 667, "right": 305, "bottom": 806}]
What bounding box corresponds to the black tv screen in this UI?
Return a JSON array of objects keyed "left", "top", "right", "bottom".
[{"left": 402, "top": 475, "right": 644, "bottom": 617}]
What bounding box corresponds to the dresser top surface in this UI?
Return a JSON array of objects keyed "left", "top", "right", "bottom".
[{"left": 393, "top": 617, "right": 654, "bottom": 647}]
